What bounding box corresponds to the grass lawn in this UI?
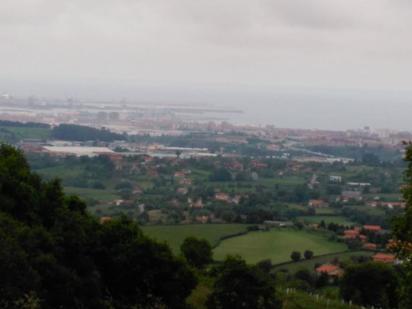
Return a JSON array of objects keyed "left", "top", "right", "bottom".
[
  {"left": 204, "top": 176, "right": 306, "bottom": 193},
  {"left": 1, "top": 126, "right": 51, "bottom": 140},
  {"left": 297, "top": 216, "right": 354, "bottom": 226},
  {"left": 345, "top": 205, "right": 386, "bottom": 216},
  {"left": 187, "top": 283, "right": 360, "bottom": 309},
  {"left": 259, "top": 176, "right": 306, "bottom": 186},
  {"left": 213, "top": 229, "right": 347, "bottom": 264},
  {"left": 64, "top": 187, "right": 119, "bottom": 202},
  {"left": 365, "top": 193, "right": 402, "bottom": 200},
  {"left": 287, "top": 204, "right": 307, "bottom": 211},
  {"left": 142, "top": 224, "right": 250, "bottom": 254},
  {"left": 315, "top": 208, "right": 339, "bottom": 215},
  {"left": 273, "top": 250, "right": 374, "bottom": 273},
  {"left": 35, "top": 165, "right": 85, "bottom": 179},
  {"left": 146, "top": 210, "right": 168, "bottom": 223},
  {"left": 279, "top": 289, "right": 363, "bottom": 309}
]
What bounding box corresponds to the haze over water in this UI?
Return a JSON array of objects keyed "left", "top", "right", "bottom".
[{"left": 2, "top": 1, "right": 412, "bottom": 131}]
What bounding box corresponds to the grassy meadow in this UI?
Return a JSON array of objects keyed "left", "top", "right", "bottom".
[
  {"left": 213, "top": 229, "right": 347, "bottom": 264},
  {"left": 142, "top": 224, "right": 251, "bottom": 254},
  {"left": 0, "top": 126, "right": 51, "bottom": 141},
  {"left": 297, "top": 215, "right": 355, "bottom": 226},
  {"left": 272, "top": 250, "right": 374, "bottom": 273},
  {"left": 64, "top": 186, "right": 120, "bottom": 202}
]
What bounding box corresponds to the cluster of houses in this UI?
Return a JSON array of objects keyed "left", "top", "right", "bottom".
[
  {"left": 315, "top": 251, "right": 397, "bottom": 279},
  {"left": 312, "top": 223, "right": 398, "bottom": 278},
  {"left": 309, "top": 193, "right": 404, "bottom": 210},
  {"left": 342, "top": 225, "right": 388, "bottom": 250},
  {"left": 304, "top": 174, "right": 405, "bottom": 210}
]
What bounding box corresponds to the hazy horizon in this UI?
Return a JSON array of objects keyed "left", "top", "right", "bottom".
[{"left": 2, "top": 1, "right": 412, "bottom": 131}]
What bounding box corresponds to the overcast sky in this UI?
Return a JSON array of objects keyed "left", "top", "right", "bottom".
[{"left": 1, "top": 1, "right": 412, "bottom": 128}]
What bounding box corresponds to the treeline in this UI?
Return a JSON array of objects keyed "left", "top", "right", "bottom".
[
  {"left": 307, "top": 145, "right": 402, "bottom": 163},
  {"left": 0, "top": 120, "right": 50, "bottom": 128},
  {"left": 0, "top": 121, "right": 126, "bottom": 143},
  {"left": 0, "top": 145, "right": 195, "bottom": 308},
  {"left": 0, "top": 145, "right": 285, "bottom": 308},
  {"left": 51, "top": 124, "right": 126, "bottom": 141},
  {"left": 2, "top": 144, "right": 412, "bottom": 308}
]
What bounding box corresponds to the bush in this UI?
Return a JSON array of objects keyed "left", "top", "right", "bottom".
[
  {"left": 181, "top": 237, "right": 213, "bottom": 268},
  {"left": 304, "top": 250, "right": 314, "bottom": 260},
  {"left": 206, "top": 256, "right": 281, "bottom": 309},
  {"left": 291, "top": 251, "right": 301, "bottom": 262}
]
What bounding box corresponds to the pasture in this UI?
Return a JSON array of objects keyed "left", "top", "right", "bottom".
[
  {"left": 213, "top": 229, "right": 347, "bottom": 264},
  {"left": 142, "top": 224, "right": 250, "bottom": 254},
  {"left": 272, "top": 250, "right": 374, "bottom": 273},
  {"left": 297, "top": 215, "right": 355, "bottom": 226},
  {"left": 0, "top": 126, "right": 51, "bottom": 140},
  {"left": 64, "top": 186, "right": 119, "bottom": 202}
]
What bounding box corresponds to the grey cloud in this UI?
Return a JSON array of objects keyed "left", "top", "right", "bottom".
[{"left": 0, "top": 0, "right": 412, "bottom": 96}]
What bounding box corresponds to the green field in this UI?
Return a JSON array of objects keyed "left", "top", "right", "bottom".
[
  {"left": 279, "top": 289, "right": 363, "bottom": 309},
  {"left": 187, "top": 284, "right": 360, "bottom": 309},
  {"left": 259, "top": 176, "right": 306, "bottom": 186},
  {"left": 36, "top": 165, "right": 85, "bottom": 179},
  {"left": 207, "top": 176, "right": 305, "bottom": 191},
  {"left": 142, "top": 224, "right": 250, "bottom": 254},
  {"left": 213, "top": 229, "right": 347, "bottom": 264},
  {"left": 297, "top": 216, "right": 354, "bottom": 226},
  {"left": 315, "top": 207, "right": 339, "bottom": 215},
  {"left": 0, "top": 126, "right": 51, "bottom": 140},
  {"left": 272, "top": 250, "right": 374, "bottom": 273},
  {"left": 64, "top": 186, "right": 119, "bottom": 202}
]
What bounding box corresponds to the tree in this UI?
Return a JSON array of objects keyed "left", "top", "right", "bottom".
[
  {"left": 294, "top": 269, "right": 314, "bottom": 287},
  {"left": 340, "top": 262, "right": 399, "bottom": 308},
  {"left": 0, "top": 145, "right": 197, "bottom": 308},
  {"left": 209, "top": 168, "right": 232, "bottom": 182},
  {"left": 304, "top": 250, "right": 314, "bottom": 260},
  {"left": 362, "top": 153, "right": 380, "bottom": 166},
  {"left": 206, "top": 256, "right": 281, "bottom": 309},
  {"left": 181, "top": 237, "right": 213, "bottom": 268},
  {"left": 95, "top": 217, "right": 197, "bottom": 308},
  {"left": 256, "top": 259, "right": 273, "bottom": 273},
  {"left": 319, "top": 220, "right": 326, "bottom": 229},
  {"left": 291, "top": 251, "right": 301, "bottom": 262},
  {"left": 316, "top": 272, "right": 329, "bottom": 288},
  {"left": 51, "top": 124, "right": 125, "bottom": 141},
  {"left": 392, "top": 142, "right": 412, "bottom": 307}
]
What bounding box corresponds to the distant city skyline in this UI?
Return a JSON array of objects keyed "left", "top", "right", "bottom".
[
  {"left": 2, "top": 84, "right": 412, "bottom": 132},
  {"left": 1, "top": 1, "right": 412, "bottom": 130}
]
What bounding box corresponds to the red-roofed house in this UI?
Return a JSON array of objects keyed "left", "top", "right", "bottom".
[
  {"left": 251, "top": 160, "right": 268, "bottom": 169},
  {"left": 373, "top": 253, "right": 396, "bottom": 264},
  {"left": 363, "top": 243, "right": 377, "bottom": 250},
  {"left": 308, "top": 199, "right": 329, "bottom": 208},
  {"left": 100, "top": 216, "right": 112, "bottom": 224},
  {"left": 382, "top": 202, "right": 406, "bottom": 209},
  {"left": 344, "top": 229, "right": 360, "bottom": 239},
  {"left": 174, "top": 171, "right": 186, "bottom": 178},
  {"left": 315, "top": 264, "right": 344, "bottom": 277},
  {"left": 364, "top": 225, "right": 382, "bottom": 232},
  {"left": 215, "top": 192, "right": 231, "bottom": 202}
]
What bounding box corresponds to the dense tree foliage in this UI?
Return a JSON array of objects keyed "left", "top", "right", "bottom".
[
  {"left": 0, "top": 120, "right": 50, "bottom": 128},
  {"left": 206, "top": 256, "right": 281, "bottom": 309},
  {"left": 181, "top": 237, "right": 213, "bottom": 269},
  {"left": 340, "top": 262, "right": 399, "bottom": 308},
  {"left": 52, "top": 124, "right": 125, "bottom": 141},
  {"left": 209, "top": 167, "right": 232, "bottom": 182},
  {"left": 303, "top": 250, "right": 314, "bottom": 260},
  {"left": 392, "top": 143, "right": 412, "bottom": 308},
  {"left": 290, "top": 251, "right": 301, "bottom": 262},
  {"left": 0, "top": 144, "right": 196, "bottom": 308}
]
